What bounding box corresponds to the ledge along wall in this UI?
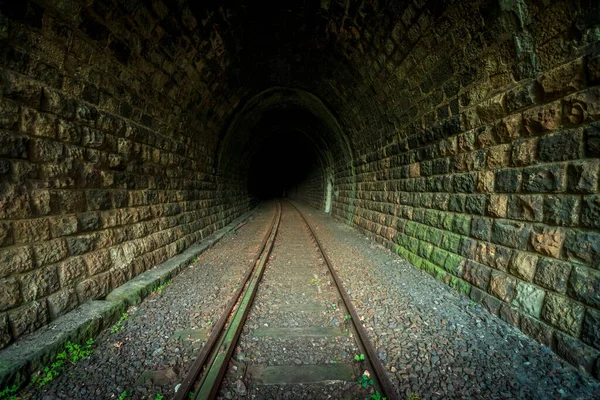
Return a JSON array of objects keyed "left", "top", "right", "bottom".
[{"left": 1, "top": 0, "right": 600, "bottom": 380}]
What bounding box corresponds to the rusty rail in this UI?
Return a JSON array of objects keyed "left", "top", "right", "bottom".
[
  {"left": 174, "top": 201, "right": 282, "bottom": 400},
  {"left": 287, "top": 199, "right": 399, "bottom": 400}
]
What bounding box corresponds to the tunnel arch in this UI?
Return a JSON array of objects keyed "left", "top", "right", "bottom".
[{"left": 215, "top": 87, "right": 357, "bottom": 218}]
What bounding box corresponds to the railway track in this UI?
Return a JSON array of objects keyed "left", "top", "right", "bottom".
[{"left": 174, "top": 200, "right": 398, "bottom": 400}]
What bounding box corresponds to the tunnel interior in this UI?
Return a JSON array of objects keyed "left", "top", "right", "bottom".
[{"left": 0, "top": 0, "right": 600, "bottom": 384}]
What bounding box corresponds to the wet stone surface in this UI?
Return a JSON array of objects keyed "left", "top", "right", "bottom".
[{"left": 23, "top": 204, "right": 276, "bottom": 400}]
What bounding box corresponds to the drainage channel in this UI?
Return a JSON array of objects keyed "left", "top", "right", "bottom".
[{"left": 175, "top": 200, "right": 398, "bottom": 400}]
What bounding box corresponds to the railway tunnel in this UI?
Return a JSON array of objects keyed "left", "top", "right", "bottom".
[{"left": 1, "top": 0, "right": 600, "bottom": 398}]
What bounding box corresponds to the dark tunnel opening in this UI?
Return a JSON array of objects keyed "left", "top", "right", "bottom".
[{"left": 247, "top": 131, "right": 323, "bottom": 201}]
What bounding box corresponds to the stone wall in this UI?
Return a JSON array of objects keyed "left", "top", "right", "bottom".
[
  {"left": 1, "top": 0, "right": 600, "bottom": 380},
  {"left": 0, "top": 1, "right": 251, "bottom": 349},
  {"left": 321, "top": 0, "right": 600, "bottom": 377}
]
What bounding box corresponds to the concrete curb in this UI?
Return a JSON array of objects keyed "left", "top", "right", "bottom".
[{"left": 0, "top": 206, "right": 259, "bottom": 389}]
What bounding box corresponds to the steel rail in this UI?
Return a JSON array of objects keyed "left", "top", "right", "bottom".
[
  {"left": 174, "top": 201, "right": 282, "bottom": 400},
  {"left": 287, "top": 199, "right": 400, "bottom": 400}
]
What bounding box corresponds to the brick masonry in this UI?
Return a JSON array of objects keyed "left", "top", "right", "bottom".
[{"left": 0, "top": 0, "right": 599, "bottom": 380}]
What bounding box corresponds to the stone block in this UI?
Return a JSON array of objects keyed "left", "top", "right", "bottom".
[
  {"left": 444, "top": 253, "right": 464, "bottom": 276},
  {"left": 538, "top": 57, "right": 585, "bottom": 101},
  {"left": 83, "top": 249, "right": 113, "bottom": 275},
  {"left": 452, "top": 215, "right": 471, "bottom": 236},
  {"left": 7, "top": 300, "right": 48, "bottom": 338},
  {"left": 430, "top": 247, "right": 448, "bottom": 268},
  {"left": 58, "top": 257, "right": 87, "bottom": 287},
  {"left": 440, "top": 232, "right": 461, "bottom": 253},
  {"left": 567, "top": 266, "right": 600, "bottom": 309},
  {"left": 463, "top": 260, "right": 491, "bottom": 290},
  {"left": 33, "top": 238, "right": 68, "bottom": 267},
  {"left": 509, "top": 251, "right": 538, "bottom": 282},
  {"left": 487, "top": 144, "right": 511, "bottom": 169},
  {"left": 522, "top": 164, "right": 566, "bottom": 193},
  {"left": 530, "top": 226, "right": 564, "bottom": 259},
  {"left": 0, "top": 313, "right": 9, "bottom": 349},
  {"left": 512, "top": 281, "right": 545, "bottom": 318},
  {"left": 567, "top": 160, "right": 599, "bottom": 193},
  {"left": 0, "top": 246, "right": 33, "bottom": 279},
  {"left": 476, "top": 92, "right": 505, "bottom": 123},
  {"left": 582, "top": 308, "right": 600, "bottom": 351},
  {"left": 541, "top": 293, "right": 584, "bottom": 336},
  {"left": 49, "top": 215, "right": 78, "bottom": 238},
  {"left": 448, "top": 195, "right": 466, "bottom": 213},
  {"left": 77, "top": 212, "right": 100, "bottom": 232},
  {"left": 46, "top": 288, "right": 78, "bottom": 319},
  {"left": 563, "top": 87, "right": 600, "bottom": 125},
  {"left": 543, "top": 196, "right": 580, "bottom": 226},
  {"left": 495, "top": 169, "right": 521, "bottom": 192},
  {"left": 20, "top": 265, "right": 60, "bottom": 302},
  {"left": 491, "top": 220, "right": 530, "bottom": 250},
  {"left": 471, "top": 287, "right": 502, "bottom": 315},
  {"left": 564, "top": 230, "right": 600, "bottom": 268},
  {"left": 76, "top": 272, "right": 112, "bottom": 303},
  {"left": 489, "top": 271, "right": 517, "bottom": 303},
  {"left": 49, "top": 190, "right": 86, "bottom": 214},
  {"left": 496, "top": 114, "right": 523, "bottom": 143},
  {"left": 2, "top": 70, "right": 42, "bottom": 107},
  {"left": 547, "top": 115, "right": 585, "bottom": 156},
  {"left": 521, "top": 314, "right": 553, "bottom": 347},
  {"left": 459, "top": 237, "right": 477, "bottom": 259},
  {"left": 0, "top": 222, "right": 13, "bottom": 247},
  {"left": 0, "top": 98, "right": 19, "bottom": 130},
  {"left": 417, "top": 241, "right": 433, "bottom": 259},
  {"left": 13, "top": 218, "right": 50, "bottom": 244},
  {"left": 453, "top": 173, "right": 475, "bottom": 193},
  {"left": 585, "top": 122, "right": 600, "bottom": 157},
  {"left": 553, "top": 332, "right": 599, "bottom": 375},
  {"left": 488, "top": 194, "right": 508, "bottom": 218},
  {"left": 19, "top": 107, "right": 56, "bottom": 138},
  {"left": 0, "top": 277, "right": 20, "bottom": 312},
  {"left": 66, "top": 233, "right": 98, "bottom": 256},
  {"left": 523, "top": 101, "right": 562, "bottom": 135},
  {"left": 507, "top": 195, "right": 543, "bottom": 222},
  {"left": 534, "top": 258, "right": 571, "bottom": 293},
  {"left": 499, "top": 304, "right": 520, "bottom": 327},
  {"left": 465, "top": 195, "right": 486, "bottom": 216},
  {"left": 30, "top": 138, "right": 64, "bottom": 163},
  {"left": 471, "top": 217, "right": 492, "bottom": 241},
  {"left": 582, "top": 195, "right": 600, "bottom": 229},
  {"left": 477, "top": 170, "right": 494, "bottom": 193},
  {"left": 511, "top": 138, "right": 538, "bottom": 167}
]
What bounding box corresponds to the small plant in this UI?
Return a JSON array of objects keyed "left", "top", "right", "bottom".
[
  {"left": 371, "top": 391, "right": 386, "bottom": 400},
  {"left": 357, "top": 372, "right": 374, "bottom": 389},
  {"left": 344, "top": 314, "right": 352, "bottom": 320},
  {"left": 153, "top": 280, "right": 172, "bottom": 295},
  {"left": 117, "top": 391, "right": 131, "bottom": 399},
  {"left": 331, "top": 303, "right": 337, "bottom": 310},
  {"left": 0, "top": 384, "right": 19, "bottom": 400},
  {"left": 408, "top": 393, "right": 421, "bottom": 400},
  {"left": 469, "top": 300, "right": 477, "bottom": 307},
  {"left": 111, "top": 313, "right": 129, "bottom": 334},
  {"left": 354, "top": 353, "right": 365, "bottom": 362},
  {"left": 154, "top": 394, "right": 164, "bottom": 400},
  {"left": 31, "top": 339, "right": 94, "bottom": 387}
]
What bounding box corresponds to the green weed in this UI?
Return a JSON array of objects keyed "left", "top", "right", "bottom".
[
  {"left": 357, "top": 373, "right": 374, "bottom": 389},
  {"left": 153, "top": 280, "right": 172, "bottom": 295},
  {"left": 0, "top": 385, "right": 18, "bottom": 400},
  {"left": 344, "top": 314, "right": 352, "bottom": 320},
  {"left": 154, "top": 394, "right": 164, "bottom": 400},
  {"left": 31, "top": 339, "right": 94, "bottom": 388},
  {"left": 408, "top": 393, "right": 421, "bottom": 400},
  {"left": 117, "top": 391, "right": 131, "bottom": 399},
  {"left": 354, "top": 353, "right": 365, "bottom": 362},
  {"left": 371, "top": 391, "right": 386, "bottom": 400},
  {"left": 110, "top": 312, "right": 129, "bottom": 334}
]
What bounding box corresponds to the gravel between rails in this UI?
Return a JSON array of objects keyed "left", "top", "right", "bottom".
[
  {"left": 295, "top": 202, "right": 600, "bottom": 400},
  {"left": 25, "top": 203, "right": 277, "bottom": 400}
]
